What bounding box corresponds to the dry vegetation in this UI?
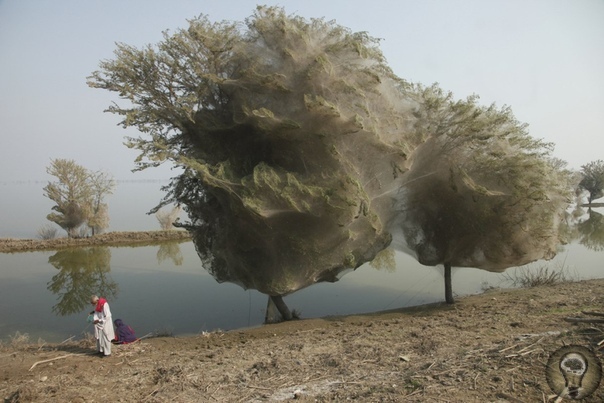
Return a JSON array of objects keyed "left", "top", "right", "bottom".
[
  {"left": 0, "top": 230, "right": 191, "bottom": 253},
  {"left": 2, "top": 279, "right": 603, "bottom": 402}
]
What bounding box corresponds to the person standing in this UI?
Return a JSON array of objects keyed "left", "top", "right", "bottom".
[{"left": 90, "top": 295, "right": 115, "bottom": 357}]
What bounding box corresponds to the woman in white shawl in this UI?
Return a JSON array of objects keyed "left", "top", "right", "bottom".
[{"left": 90, "top": 295, "right": 115, "bottom": 357}]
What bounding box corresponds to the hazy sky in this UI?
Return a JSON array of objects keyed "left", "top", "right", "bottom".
[{"left": 1, "top": 0, "right": 603, "bottom": 183}]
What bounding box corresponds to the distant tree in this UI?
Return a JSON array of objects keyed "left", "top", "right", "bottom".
[
  {"left": 37, "top": 224, "right": 59, "bottom": 240},
  {"left": 44, "top": 159, "right": 92, "bottom": 238},
  {"left": 578, "top": 160, "right": 604, "bottom": 204},
  {"left": 43, "top": 159, "right": 115, "bottom": 237},
  {"left": 155, "top": 205, "right": 181, "bottom": 230},
  {"left": 87, "top": 171, "right": 116, "bottom": 235}
]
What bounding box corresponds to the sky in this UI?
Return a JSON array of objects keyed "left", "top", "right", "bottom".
[{"left": 1, "top": 0, "right": 603, "bottom": 184}]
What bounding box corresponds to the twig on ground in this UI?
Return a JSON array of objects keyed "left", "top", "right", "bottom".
[
  {"left": 60, "top": 335, "right": 75, "bottom": 344},
  {"left": 581, "top": 311, "right": 604, "bottom": 317},
  {"left": 142, "top": 388, "right": 159, "bottom": 402},
  {"left": 244, "top": 384, "right": 272, "bottom": 391},
  {"left": 496, "top": 392, "right": 525, "bottom": 403},
  {"left": 29, "top": 353, "right": 86, "bottom": 371},
  {"left": 564, "top": 317, "right": 604, "bottom": 324}
]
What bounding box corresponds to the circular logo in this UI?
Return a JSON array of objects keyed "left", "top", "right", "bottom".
[{"left": 546, "top": 345, "right": 602, "bottom": 400}]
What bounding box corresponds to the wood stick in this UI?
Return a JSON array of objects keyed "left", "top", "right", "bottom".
[
  {"left": 564, "top": 317, "right": 604, "bottom": 324},
  {"left": 142, "top": 388, "right": 159, "bottom": 402},
  {"left": 581, "top": 311, "right": 604, "bottom": 317},
  {"left": 495, "top": 392, "right": 525, "bottom": 403},
  {"left": 244, "top": 384, "right": 272, "bottom": 391},
  {"left": 29, "top": 353, "right": 82, "bottom": 371},
  {"left": 59, "top": 335, "right": 76, "bottom": 344}
]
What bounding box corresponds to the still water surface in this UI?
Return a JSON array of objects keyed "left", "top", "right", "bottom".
[
  {"left": 1, "top": 181, "right": 602, "bottom": 342},
  {"left": 1, "top": 238, "right": 602, "bottom": 343}
]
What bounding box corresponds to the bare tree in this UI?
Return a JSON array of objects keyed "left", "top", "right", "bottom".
[
  {"left": 87, "top": 171, "right": 116, "bottom": 235},
  {"left": 155, "top": 205, "right": 181, "bottom": 230},
  {"left": 37, "top": 224, "right": 59, "bottom": 240},
  {"left": 579, "top": 160, "right": 604, "bottom": 204}
]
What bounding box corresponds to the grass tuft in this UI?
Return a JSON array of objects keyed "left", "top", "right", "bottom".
[{"left": 503, "top": 262, "right": 575, "bottom": 288}]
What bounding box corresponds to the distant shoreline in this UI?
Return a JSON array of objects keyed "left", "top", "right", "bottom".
[{"left": 0, "top": 230, "right": 192, "bottom": 253}]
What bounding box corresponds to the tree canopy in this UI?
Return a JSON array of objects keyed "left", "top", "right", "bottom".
[
  {"left": 88, "top": 6, "right": 572, "bottom": 297},
  {"left": 578, "top": 159, "right": 604, "bottom": 204},
  {"left": 44, "top": 159, "right": 115, "bottom": 237}
]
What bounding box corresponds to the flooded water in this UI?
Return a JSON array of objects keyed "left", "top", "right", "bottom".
[
  {"left": 0, "top": 238, "right": 602, "bottom": 343},
  {"left": 1, "top": 182, "right": 602, "bottom": 343}
]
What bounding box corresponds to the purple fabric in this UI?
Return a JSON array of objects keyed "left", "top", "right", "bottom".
[{"left": 114, "top": 319, "right": 137, "bottom": 343}]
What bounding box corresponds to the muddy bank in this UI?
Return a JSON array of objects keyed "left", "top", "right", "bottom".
[
  {"left": 0, "top": 230, "right": 192, "bottom": 253},
  {"left": 1, "top": 279, "right": 603, "bottom": 402}
]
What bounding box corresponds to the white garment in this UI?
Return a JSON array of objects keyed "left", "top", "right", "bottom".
[{"left": 93, "top": 301, "right": 115, "bottom": 355}]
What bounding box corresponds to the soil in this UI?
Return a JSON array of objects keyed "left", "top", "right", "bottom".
[
  {"left": 1, "top": 278, "right": 603, "bottom": 402},
  {"left": 0, "top": 230, "right": 191, "bottom": 253}
]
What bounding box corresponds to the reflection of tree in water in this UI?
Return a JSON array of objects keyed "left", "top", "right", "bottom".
[
  {"left": 156, "top": 241, "right": 184, "bottom": 266},
  {"left": 576, "top": 210, "right": 604, "bottom": 251},
  {"left": 47, "top": 247, "right": 118, "bottom": 316}
]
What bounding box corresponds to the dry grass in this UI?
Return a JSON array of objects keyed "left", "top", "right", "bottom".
[
  {"left": 503, "top": 262, "right": 575, "bottom": 288},
  {"left": 2, "top": 280, "right": 603, "bottom": 402}
]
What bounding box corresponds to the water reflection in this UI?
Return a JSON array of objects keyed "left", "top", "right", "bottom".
[
  {"left": 157, "top": 242, "right": 183, "bottom": 265},
  {"left": 576, "top": 209, "right": 604, "bottom": 252},
  {"left": 46, "top": 240, "right": 189, "bottom": 316},
  {"left": 47, "top": 247, "right": 118, "bottom": 316}
]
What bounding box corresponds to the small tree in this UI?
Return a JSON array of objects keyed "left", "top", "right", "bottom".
[
  {"left": 37, "top": 224, "right": 59, "bottom": 240},
  {"left": 155, "top": 205, "right": 182, "bottom": 230},
  {"left": 44, "top": 159, "right": 92, "bottom": 238},
  {"left": 87, "top": 171, "right": 116, "bottom": 235},
  {"left": 578, "top": 160, "right": 604, "bottom": 204},
  {"left": 43, "top": 159, "right": 115, "bottom": 237}
]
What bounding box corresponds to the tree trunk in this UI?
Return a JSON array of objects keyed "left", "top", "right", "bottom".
[
  {"left": 444, "top": 262, "right": 454, "bottom": 304},
  {"left": 269, "top": 295, "right": 293, "bottom": 321},
  {"left": 264, "top": 296, "right": 281, "bottom": 323}
]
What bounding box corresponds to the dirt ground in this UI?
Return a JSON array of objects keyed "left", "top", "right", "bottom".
[{"left": 1, "top": 278, "right": 603, "bottom": 402}]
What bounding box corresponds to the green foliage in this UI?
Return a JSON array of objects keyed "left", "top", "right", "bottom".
[{"left": 578, "top": 159, "right": 604, "bottom": 204}]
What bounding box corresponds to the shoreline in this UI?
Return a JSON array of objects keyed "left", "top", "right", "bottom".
[
  {"left": 2, "top": 278, "right": 603, "bottom": 401},
  {"left": 0, "top": 230, "right": 192, "bottom": 253}
]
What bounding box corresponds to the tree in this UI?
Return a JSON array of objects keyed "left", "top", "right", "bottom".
[
  {"left": 44, "top": 159, "right": 92, "bottom": 238},
  {"left": 43, "top": 159, "right": 115, "bottom": 237},
  {"left": 88, "top": 6, "right": 572, "bottom": 315},
  {"left": 87, "top": 171, "right": 116, "bottom": 235},
  {"left": 395, "top": 85, "right": 573, "bottom": 303},
  {"left": 89, "top": 6, "right": 404, "bottom": 320},
  {"left": 155, "top": 205, "right": 182, "bottom": 230},
  {"left": 578, "top": 160, "right": 604, "bottom": 204}
]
